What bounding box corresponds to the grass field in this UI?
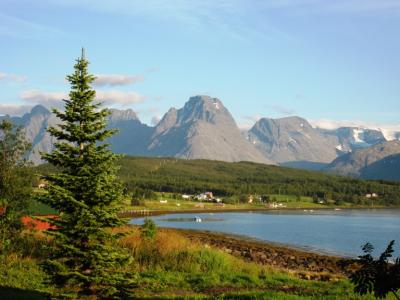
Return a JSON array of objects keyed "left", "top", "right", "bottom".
[{"left": 1, "top": 227, "right": 394, "bottom": 299}]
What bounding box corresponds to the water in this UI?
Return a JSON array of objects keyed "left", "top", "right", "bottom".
[{"left": 130, "top": 209, "right": 400, "bottom": 258}]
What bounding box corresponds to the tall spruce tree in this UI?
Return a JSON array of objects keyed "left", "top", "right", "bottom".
[{"left": 39, "top": 49, "right": 133, "bottom": 298}]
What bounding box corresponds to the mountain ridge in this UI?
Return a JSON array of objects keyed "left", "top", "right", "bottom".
[
  {"left": 325, "top": 140, "right": 400, "bottom": 179},
  {"left": 1, "top": 96, "right": 399, "bottom": 176}
]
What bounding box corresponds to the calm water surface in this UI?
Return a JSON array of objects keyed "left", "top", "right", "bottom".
[{"left": 130, "top": 209, "right": 400, "bottom": 257}]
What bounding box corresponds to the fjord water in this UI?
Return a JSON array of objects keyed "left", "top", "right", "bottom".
[{"left": 130, "top": 209, "right": 400, "bottom": 257}]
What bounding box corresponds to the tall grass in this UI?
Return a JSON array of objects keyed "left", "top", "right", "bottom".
[{"left": 0, "top": 226, "right": 384, "bottom": 299}]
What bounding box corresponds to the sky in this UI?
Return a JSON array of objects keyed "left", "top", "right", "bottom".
[{"left": 0, "top": 0, "right": 399, "bottom": 134}]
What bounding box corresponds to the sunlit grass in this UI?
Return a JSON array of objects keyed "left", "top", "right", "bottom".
[{"left": 0, "top": 227, "right": 389, "bottom": 299}]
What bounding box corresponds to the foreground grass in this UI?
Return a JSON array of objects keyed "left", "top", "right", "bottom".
[{"left": 0, "top": 228, "right": 391, "bottom": 299}]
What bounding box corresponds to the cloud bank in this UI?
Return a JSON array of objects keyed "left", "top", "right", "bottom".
[
  {"left": 93, "top": 74, "right": 144, "bottom": 87},
  {"left": 19, "top": 89, "right": 146, "bottom": 109},
  {"left": 96, "top": 90, "right": 146, "bottom": 106},
  {"left": 0, "top": 104, "right": 33, "bottom": 116}
]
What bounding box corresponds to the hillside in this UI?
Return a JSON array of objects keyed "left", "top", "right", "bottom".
[
  {"left": 37, "top": 156, "right": 398, "bottom": 206},
  {"left": 37, "top": 156, "right": 400, "bottom": 205},
  {"left": 360, "top": 153, "right": 400, "bottom": 181},
  {"left": 325, "top": 140, "right": 400, "bottom": 178}
]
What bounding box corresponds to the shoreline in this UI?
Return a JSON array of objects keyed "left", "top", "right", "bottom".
[
  {"left": 178, "top": 227, "right": 353, "bottom": 259},
  {"left": 162, "top": 227, "right": 359, "bottom": 278},
  {"left": 126, "top": 208, "right": 400, "bottom": 276},
  {"left": 120, "top": 205, "right": 397, "bottom": 218}
]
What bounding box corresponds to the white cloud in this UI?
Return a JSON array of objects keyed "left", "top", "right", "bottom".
[
  {"left": 19, "top": 89, "right": 146, "bottom": 109},
  {"left": 0, "top": 71, "right": 27, "bottom": 82},
  {"left": 93, "top": 74, "right": 144, "bottom": 87},
  {"left": 96, "top": 90, "right": 146, "bottom": 106},
  {"left": 151, "top": 116, "right": 161, "bottom": 126},
  {"left": 0, "top": 104, "right": 33, "bottom": 116},
  {"left": 20, "top": 90, "right": 67, "bottom": 109}
]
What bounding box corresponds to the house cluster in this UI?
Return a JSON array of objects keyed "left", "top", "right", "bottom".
[
  {"left": 365, "top": 193, "right": 378, "bottom": 198},
  {"left": 267, "top": 202, "right": 286, "bottom": 208},
  {"left": 194, "top": 192, "right": 222, "bottom": 203}
]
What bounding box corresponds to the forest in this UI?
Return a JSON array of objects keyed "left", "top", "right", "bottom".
[{"left": 37, "top": 156, "right": 400, "bottom": 206}]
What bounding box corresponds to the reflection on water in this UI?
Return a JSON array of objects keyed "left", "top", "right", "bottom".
[
  {"left": 130, "top": 209, "right": 400, "bottom": 258},
  {"left": 162, "top": 217, "right": 224, "bottom": 222}
]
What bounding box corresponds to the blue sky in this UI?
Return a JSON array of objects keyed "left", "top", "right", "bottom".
[{"left": 0, "top": 0, "right": 399, "bottom": 134}]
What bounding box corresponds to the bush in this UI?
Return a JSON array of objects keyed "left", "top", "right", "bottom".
[
  {"left": 351, "top": 240, "right": 400, "bottom": 299},
  {"left": 141, "top": 218, "right": 157, "bottom": 241}
]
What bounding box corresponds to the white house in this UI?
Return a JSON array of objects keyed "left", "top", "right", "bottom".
[{"left": 195, "top": 192, "right": 214, "bottom": 201}]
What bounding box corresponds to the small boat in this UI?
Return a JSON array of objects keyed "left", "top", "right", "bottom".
[
  {"left": 195, "top": 216, "right": 202, "bottom": 222},
  {"left": 334, "top": 208, "right": 341, "bottom": 211}
]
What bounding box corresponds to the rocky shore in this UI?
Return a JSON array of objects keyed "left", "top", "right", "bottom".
[{"left": 169, "top": 228, "right": 359, "bottom": 280}]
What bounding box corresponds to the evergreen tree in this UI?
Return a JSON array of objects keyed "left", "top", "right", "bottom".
[
  {"left": 0, "top": 120, "right": 32, "bottom": 252},
  {"left": 39, "top": 49, "right": 133, "bottom": 298}
]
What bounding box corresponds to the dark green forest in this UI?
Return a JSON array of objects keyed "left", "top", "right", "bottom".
[{"left": 37, "top": 156, "right": 400, "bottom": 206}]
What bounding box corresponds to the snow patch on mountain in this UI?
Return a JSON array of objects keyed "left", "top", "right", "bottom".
[
  {"left": 310, "top": 119, "right": 400, "bottom": 142},
  {"left": 336, "top": 144, "right": 343, "bottom": 151}
]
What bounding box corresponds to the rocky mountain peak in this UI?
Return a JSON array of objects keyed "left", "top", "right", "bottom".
[
  {"left": 179, "top": 95, "right": 231, "bottom": 125},
  {"left": 154, "top": 107, "right": 177, "bottom": 135},
  {"left": 253, "top": 116, "right": 312, "bottom": 134},
  {"left": 248, "top": 116, "right": 338, "bottom": 164},
  {"left": 108, "top": 108, "right": 139, "bottom": 122},
  {"left": 149, "top": 95, "right": 273, "bottom": 164},
  {"left": 30, "top": 104, "right": 51, "bottom": 116}
]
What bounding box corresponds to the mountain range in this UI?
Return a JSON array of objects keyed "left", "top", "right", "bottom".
[{"left": 1, "top": 95, "right": 399, "bottom": 181}]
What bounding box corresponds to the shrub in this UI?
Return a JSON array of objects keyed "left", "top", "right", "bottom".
[
  {"left": 351, "top": 240, "right": 400, "bottom": 299},
  {"left": 141, "top": 218, "right": 157, "bottom": 241}
]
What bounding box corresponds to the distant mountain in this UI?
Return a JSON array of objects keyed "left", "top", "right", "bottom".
[
  {"left": 325, "top": 140, "right": 400, "bottom": 178},
  {"left": 1, "top": 96, "right": 397, "bottom": 171},
  {"left": 320, "top": 127, "right": 387, "bottom": 153},
  {"left": 107, "top": 108, "right": 152, "bottom": 156},
  {"left": 247, "top": 116, "right": 339, "bottom": 164},
  {"left": 1, "top": 96, "right": 273, "bottom": 165},
  {"left": 0, "top": 105, "right": 57, "bottom": 164},
  {"left": 360, "top": 153, "right": 400, "bottom": 181},
  {"left": 148, "top": 95, "right": 273, "bottom": 164}
]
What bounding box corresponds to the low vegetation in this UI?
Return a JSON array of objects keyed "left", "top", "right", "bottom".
[
  {"left": 351, "top": 241, "right": 400, "bottom": 299},
  {"left": 0, "top": 226, "right": 387, "bottom": 299}
]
